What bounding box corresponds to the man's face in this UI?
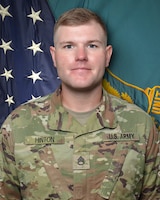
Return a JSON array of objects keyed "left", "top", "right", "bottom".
[{"left": 50, "top": 20, "right": 112, "bottom": 92}]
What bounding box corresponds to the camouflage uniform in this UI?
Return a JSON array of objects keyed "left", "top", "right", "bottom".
[{"left": 0, "top": 88, "right": 160, "bottom": 200}]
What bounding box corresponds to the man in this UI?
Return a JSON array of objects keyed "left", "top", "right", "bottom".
[{"left": 0, "top": 8, "right": 159, "bottom": 200}]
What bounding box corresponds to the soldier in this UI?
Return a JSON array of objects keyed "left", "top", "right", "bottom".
[{"left": 0, "top": 8, "right": 160, "bottom": 200}]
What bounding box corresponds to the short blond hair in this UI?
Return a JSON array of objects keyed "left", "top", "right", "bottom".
[{"left": 54, "top": 8, "right": 108, "bottom": 43}]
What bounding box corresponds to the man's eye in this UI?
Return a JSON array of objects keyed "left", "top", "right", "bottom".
[
  {"left": 64, "top": 45, "right": 73, "bottom": 49},
  {"left": 88, "top": 44, "right": 97, "bottom": 48}
]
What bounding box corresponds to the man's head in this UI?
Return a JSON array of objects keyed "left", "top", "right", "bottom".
[
  {"left": 53, "top": 8, "right": 108, "bottom": 45},
  {"left": 50, "top": 8, "right": 112, "bottom": 94}
]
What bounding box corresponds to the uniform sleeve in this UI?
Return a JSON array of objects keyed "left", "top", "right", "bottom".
[
  {"left": 0, "top": 119, "right": 21, "bottom": 200},
  {"left": 141, "top": 123, "right": 160, "bottom": 200}
]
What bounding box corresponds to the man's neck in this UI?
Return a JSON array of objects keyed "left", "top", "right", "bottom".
[{"left": 61, "top": 86, "right": 103, "bottom": 113}]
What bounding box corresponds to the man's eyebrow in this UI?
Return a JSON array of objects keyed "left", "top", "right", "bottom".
[
  {"left": 59, "top": 40, "right": 103, "bottom": 44},
  {"left": 87, "top": 40, "right": 102, "bottom": 43},
  {"left": 57, "top": 40, "right": 105, "bottom": 47},
  {"left": 59, "top": 41, "right": 74, "bottom": 45},
  {"left": 87, "top": 40, "right": 106, "bottom": 46}
]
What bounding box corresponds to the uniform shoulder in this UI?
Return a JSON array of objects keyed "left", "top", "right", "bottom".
[
  {"left": 105, "top": 91, "right": 155, "bottom": 138},
  {"left": 18, "top": 93, "right": 53, "bottom": 111},
  {"left": 105, "top": 90, "right": 152, "bottom": 121},
  {"left": 1, "top": 93, "right": 56, "bottom": 128}
]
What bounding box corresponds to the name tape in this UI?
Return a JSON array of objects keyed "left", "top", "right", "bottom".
[
  {"left": 103, "top": 133, "right": 139, "bottom": 141},
  {"left": 25, "top": 135, "right": 65, "bottom": 145}
]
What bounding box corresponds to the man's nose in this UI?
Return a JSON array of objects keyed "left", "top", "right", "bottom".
[{"left": 75, "top": 46, "right": 88, "bottom": 61}]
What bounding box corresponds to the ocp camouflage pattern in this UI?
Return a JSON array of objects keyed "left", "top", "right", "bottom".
[{"left": 0, "top": 88, "right": 160, "bottom": 200}]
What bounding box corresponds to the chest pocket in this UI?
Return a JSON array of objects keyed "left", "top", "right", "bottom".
[
  {"left": 97, "top": 137, "right": 145, "bottom": 199},
  {"left": 17, "top": 136, "right": 73, "bottom": 200}
]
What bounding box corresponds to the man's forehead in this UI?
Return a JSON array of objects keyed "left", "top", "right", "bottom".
[
  {"left": 56, "top": 21, "right": 103, "bottom": 32},
  {"left": 54, "top": 21, "right": 107, "bottom": 45}
]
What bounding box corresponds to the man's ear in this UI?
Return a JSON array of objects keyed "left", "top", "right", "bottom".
[
  {"left": 105, "top": 45, "right": 113, "bottom": 67},
  {"left": 50, "top": 46, "right": 57, "bottom": 67}
]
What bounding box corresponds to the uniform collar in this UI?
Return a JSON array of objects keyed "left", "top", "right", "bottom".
[{"left": 48, "top": 88, "right": 119, "bottom": 133}]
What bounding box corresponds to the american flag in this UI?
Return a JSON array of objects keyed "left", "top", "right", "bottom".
[{"left": 0, "top": 0, "right": 60, "bottom": 127}]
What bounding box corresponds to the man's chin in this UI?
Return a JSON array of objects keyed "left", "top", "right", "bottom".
[{"left": 68, "top": 84, "right": 100, "bottom": 93}]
